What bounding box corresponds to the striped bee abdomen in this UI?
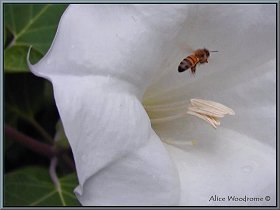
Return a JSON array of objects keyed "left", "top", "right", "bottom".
[{"left": 178, "top": 54, "right": 199, "bottom": 73}]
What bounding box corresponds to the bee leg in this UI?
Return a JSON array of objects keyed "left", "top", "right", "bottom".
[{"left": 191, "top": 66, "right": 196, "bottom": 75}]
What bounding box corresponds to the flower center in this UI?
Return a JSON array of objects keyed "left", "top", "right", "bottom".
[
  {"left": 144, "top": 100, "right": 189, "bottom": 124},
  {"left": 143, "top": 98, "right": 235, "bottom": 146},
  {"left": 143, "top": 99, "right": 196, "bottom": 146}
]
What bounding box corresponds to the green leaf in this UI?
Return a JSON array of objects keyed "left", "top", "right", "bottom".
[
  {"left": 4, "top": 167, "right": 81, "bottom": 206},
  {"left": 5, "top": 73, "right": 45, "bottom": 120},
  {"left": 4, "top": 25, "right": 14, "bottom": 49},
  {"left": 5, "top": 73, "right": 60, "bottom": 144},
  {"left": 4, "top": 4, "right": 68, "bottom": 72},
  {"left": 4, "top": 46, "right": 42, "bottom": 72}
]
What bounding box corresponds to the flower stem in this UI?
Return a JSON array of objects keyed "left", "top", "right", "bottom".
[
  {"left": 49, "top": 157, "right": 59, "bottom": 188},
  {"left": 49, "top": 156, "right": 66, "bottom": 206},
  {"left": 5, "top": 124, "right": 57, "bottom": 158}
]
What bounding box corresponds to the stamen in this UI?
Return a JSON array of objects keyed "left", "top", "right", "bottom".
[
  {"left": 187, "top": 98, "right": 235, "bottom": 128},
  {"left": 187, "top": 110, "right": 218, "bottom": 129},
  {"left": 145, "top": 98, "right": 234, "bottom": 147},
  {"left": 150, "top": 112, "right": 188, "bottom": 124},
  {"left": 188, "top": 106, "right": 225, "bottom": 118},
  {"left": 144, "top": 100, "right": 189, "bottom": 112},
  {"left": 191, "top": 99, "right": 235, "bottom": 115},
  {"left": 162, "top": 138, "right": 197, "bottom": 146}
]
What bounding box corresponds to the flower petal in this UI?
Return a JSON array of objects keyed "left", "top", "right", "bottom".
[
  {"left": 165, "top": 127, "right": 276, "bottom": 206},
  {"left": 143, "top": 4, "right": 276, "bottom": 152},
  {"left": 30, "top": 4, "right": 191, "bottom": 97},
  {"left": 29, "top": 4, "right": 276, "bottom": 206},
  {"left": 49, "top": 75, "right": 180, "bottom": 205},
  {"left": 28, "top": 4, "right": 202, "bottom": 205},
  {"left": 151, "top": 59, "right": 276, "bottom": 147},
  {"left": 143, "top": 4, "right": 276, "bottom": 103}
]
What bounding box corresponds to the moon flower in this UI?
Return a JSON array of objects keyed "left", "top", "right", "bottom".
[{"left": 29, "top": 4, "right": 276, "bottom": 206}]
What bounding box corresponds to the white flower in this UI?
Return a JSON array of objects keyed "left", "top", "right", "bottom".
[{"left": 29, "top": 4, "right": 276, "bottom": 206}]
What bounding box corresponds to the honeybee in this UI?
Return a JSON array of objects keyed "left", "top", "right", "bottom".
[{"left": 178, "top": 48, "right": 218, "bottom": 74}]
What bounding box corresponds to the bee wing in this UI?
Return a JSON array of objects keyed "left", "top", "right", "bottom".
[
  {"left": 185, "top": 44, "right": 195, "bottom": 53},
  {"left": 177, "top": 42, "right": 194, "bottom": 53}
]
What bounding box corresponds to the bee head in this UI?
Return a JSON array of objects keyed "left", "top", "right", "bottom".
[{"left": 204, "top": 48, "right": 210, "bottom": 57}]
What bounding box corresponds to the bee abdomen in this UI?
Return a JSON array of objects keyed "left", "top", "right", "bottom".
[{"left": 178, "top": 58, "right": 192, "bottom": 73}]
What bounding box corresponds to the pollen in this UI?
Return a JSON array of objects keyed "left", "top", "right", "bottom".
[
  {"left": 144, "top": 98, "right": 234, "bottom": 128},
  {"left": 187, "top": 98, "right": 235, "bottom": 129}
]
